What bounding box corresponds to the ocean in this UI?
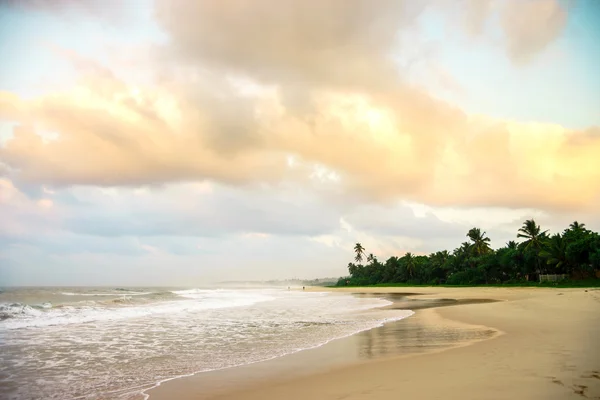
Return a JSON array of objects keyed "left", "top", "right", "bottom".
[{"left": 0, "top": 287, "right": 413, "bottom": 400}]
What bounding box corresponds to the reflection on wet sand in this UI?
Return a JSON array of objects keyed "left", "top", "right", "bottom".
[{"left": 352, "top": 294, "right": 499, "bottom": 360}]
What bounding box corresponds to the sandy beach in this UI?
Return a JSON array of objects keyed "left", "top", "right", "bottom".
[{"left": 148, "top": 287, "right": 600, "bottom": 400}]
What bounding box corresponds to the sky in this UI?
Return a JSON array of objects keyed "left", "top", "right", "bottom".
[{"left": 0, "top": 0, "right": 599, "bottom": 286}]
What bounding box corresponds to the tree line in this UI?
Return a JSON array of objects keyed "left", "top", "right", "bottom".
[{"left": 337, "top": 220, "right": 600, "bottom": 286}]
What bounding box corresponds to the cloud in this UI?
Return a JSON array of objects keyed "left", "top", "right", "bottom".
[
  {"left": 0, "top": 178, "right": 58, "bottom": 238},
  {"left": 0, "top": 179, "right": 345, "bottom": 240},
  {"left": 154, "top": 0, "right": 433, "bottom": 87},
  {"left": 343, "top": 203, "right": 464, "bottom": 240},
  {"left": 3, "top": 0, "right": 597, "bottom": 287},
  {"left": 499, "top": 0, "right": 569, "bottom": 63},
  {"left": 1, "top": 0, "right": 597, "bottom": 214},
  {"left": 448, "top": 0, "right": 570, "bottom": 63},
  {"left": 1, "top": 66, "right": 598, "bottom": 213},
  {"left": 61, "top": 184, "right": 342, "bottom": 238},
  {"left": 0, "top": 176, "right": 514, "bottom": 258},
  {"left": 3, "top": 173, "right": 599, "bottom": 286},
  {"left": 0, "top": 69, "right": 285, "bottom": 187}
]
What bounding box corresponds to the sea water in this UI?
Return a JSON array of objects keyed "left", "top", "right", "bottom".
[{"left": 0, "top": 287, "right": 413, "bottom": 399}]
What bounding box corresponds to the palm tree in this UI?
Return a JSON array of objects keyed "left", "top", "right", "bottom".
[
  {"left": 467, "top": 227, "right": 492, "bottom": 255},
  {"left": 403, "top": 252, "right": 416, "bottom": 279},
  {"left": 506, "top": 240, "right": 518, "bottom": 250},
  {"left": 539, "top": 234, "right": 569, "bottom": 273},
  {"left": 433, "top": 250, "right": 450, "bottom": 265},
  {"left": 569, "top": 221, "right": 586, "bottom": 231},
  {"left": 348, "top": 262, "right": 358, "bottom": 276},
  {"left": 430, "top": 250, "right": 451, "bottom": 280},
  {"left": 517, "top": 219, "right": 548, "bottom": 251},
  {"left": 454, "top": 242, "right": 472, "bottom": 259},
  {"left": 517, "top": 219, "right": 548, "bottom": 277},
  {"left": 354, "top": 243, "right": 365, "bottom": 263},
  {"left": 366, "top": 253, "right": 377, "bottom": 264}
]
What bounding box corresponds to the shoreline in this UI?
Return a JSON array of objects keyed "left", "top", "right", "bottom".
[
  {"left": 146, "top": 288, "right": 514, "bottom": 400},
  {"left": 141, "top": 305, "right": 415, "bottom": 400},
  {"left": 147, "top": 286, "right": 600, "bottom": 400}
]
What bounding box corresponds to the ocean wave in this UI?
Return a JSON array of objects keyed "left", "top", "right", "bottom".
[
  {"left": 56, "top": 300, "right": 98, "bottom": 307},
  {"left": 0, "top": 303, "right": 42, "bottom": 321},
  {"left": 36, "top": 302, "right": 53, "bottom": 309},
  {"left": 172, "top": 288, "right": 220, "bottom": 296},
  {"left": 1, "top": 289, "right": 414, "bottom": 400},
  {"left": 1, "top": 290, "right": 275, "bottom": 330},
  {"left": 112, "top": 296, "right": 133, "bottom": 304},
  {"left": 147, "top": 291, "right": 178, "bottom": 298},
  {"left": 61, "top": 291, "right": 152, "bottom": 296},
  {"left": 172, "top": 288, "right": 276, "bottom": 308}
]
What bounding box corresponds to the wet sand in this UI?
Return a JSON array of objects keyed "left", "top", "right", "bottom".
[{"left": 147, "top": 287, "right": 600, "bottom": 400}]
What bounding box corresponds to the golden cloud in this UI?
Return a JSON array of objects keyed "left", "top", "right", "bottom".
[
  {"left": 1, "top": 64, "right": 598, "bottom": 212},
  {"left": 1, "top": 0, "right": 596, "bottom": 212}
]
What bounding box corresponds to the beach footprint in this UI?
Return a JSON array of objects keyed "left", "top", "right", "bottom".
[
  {"left": 572, "top": 384, "right": 587, "bottom": 397},
  {"left": 581, "top": 371, "right": 600, "bottom": 381},
  {"left": 548, "top": 376, "right": 565, "bottom": 386}
]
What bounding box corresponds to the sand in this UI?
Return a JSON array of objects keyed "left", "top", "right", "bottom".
[{"left": 147, "top": 287, "right": 600, "bottom": 400}]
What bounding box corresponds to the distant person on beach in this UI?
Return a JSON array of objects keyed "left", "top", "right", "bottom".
[{"left": 302, "top": 286, "right": 305, "bottom": 290}]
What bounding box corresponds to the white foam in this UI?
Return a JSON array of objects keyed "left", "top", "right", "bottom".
[
  {"left": 1, "top": 290, "right": 275, "bottom": 330},
  {"left": 172, "top": 288, "right": 274, "bottom": 304},
  {"left": 0, "top": 303, "right": 43, "bottom": 320},
  {"left": 172, "top": 288, "right": 218, "bottom": 295},
  {"left": 139, "top": 307, "right": 414, "bottom": 400},
  {"left": 1, "top": 289, "right": 415, "bottom": 400},
  {"left": 61, "top": 292, "right": 152, "bottom": 296}
]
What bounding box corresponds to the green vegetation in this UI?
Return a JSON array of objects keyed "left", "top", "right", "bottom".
[{"left": 337, "top": 220, "right": 600, "bottom": 287}]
